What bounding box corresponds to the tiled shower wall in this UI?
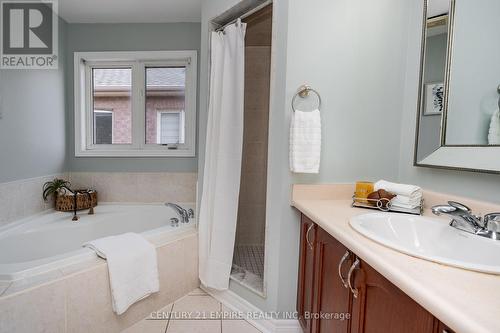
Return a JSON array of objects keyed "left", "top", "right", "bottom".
[
  {"left": 235, "top": 7, "right": 272, "bottom": 246},
  {"left": 0, "top": 172, "right": 197, "bottom": 227}
]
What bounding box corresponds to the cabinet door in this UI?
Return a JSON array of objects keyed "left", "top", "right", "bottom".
[
  {"left": 434, "top": 321, "right": 455, "bottom": 333},
  {"left": 297, "top": 215, "right": 317, "bottom": 333},
  {"left": 350, "top": 261, "right": 435, "bottom": 333},
  {"left": 312, "top": 227, "right": 352, "bottom": 333}
]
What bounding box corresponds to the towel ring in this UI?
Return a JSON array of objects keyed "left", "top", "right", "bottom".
[{"left": 292, "top": 85, "right": 322, "bottom": 112}]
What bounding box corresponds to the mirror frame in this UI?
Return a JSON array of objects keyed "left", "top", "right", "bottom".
[{"left": 414, "top": 0, "right": 500, "bottom": 174}]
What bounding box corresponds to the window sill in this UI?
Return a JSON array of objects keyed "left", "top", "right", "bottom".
[{"left": 75, "top": 148, "right": 195, "bottom": 158}]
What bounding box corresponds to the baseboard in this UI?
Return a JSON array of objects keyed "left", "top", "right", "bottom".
[{"left": 200, "top": 286, "right": 302, "bottom": 333}]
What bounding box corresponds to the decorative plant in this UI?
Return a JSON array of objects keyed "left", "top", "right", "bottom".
[{"left": 42, "top": 178, "right": 72, "bottom": 202}]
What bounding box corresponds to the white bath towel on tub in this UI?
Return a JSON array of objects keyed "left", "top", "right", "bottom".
[{"left": 83, "top": 232, "right": 159, "bottom": 315}]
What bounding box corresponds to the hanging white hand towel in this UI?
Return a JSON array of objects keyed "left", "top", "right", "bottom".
[
  {"left": 83, "top": 233, "right": 159, "bottom": 315},
  {"left": 290, "top": 109, "right": 321, "bottom": 173},
  {"left": 488, "top": 110, "right": 500, "bottom": 145}
]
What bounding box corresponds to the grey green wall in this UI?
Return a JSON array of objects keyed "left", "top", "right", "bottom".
[
  {"left": 65, "top": 23, "right": 201, "bottom": 173},
  {"left": 0, "top": 18, "right": 67, "bottom": 183},
  {"left": 399, "top": 0, "right": 500, "bottom": 202}
]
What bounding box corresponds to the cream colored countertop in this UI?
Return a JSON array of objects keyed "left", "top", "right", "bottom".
[{"left": 291, "top": 184, "right": 500, "bottom": 333}]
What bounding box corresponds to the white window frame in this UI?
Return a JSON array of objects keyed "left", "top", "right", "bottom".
[
  {"left": 74, "top": 51, "right": 197, "bottom": 157},
  {"left": 156, "top": 110, "right": 185, "bottom": 145}
]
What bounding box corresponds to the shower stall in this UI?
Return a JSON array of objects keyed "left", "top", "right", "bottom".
[{"left": 231, "top": 4, "right": 272, "bottom": 294}]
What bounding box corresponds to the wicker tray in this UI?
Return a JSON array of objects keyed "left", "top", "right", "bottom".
[{"left": 55, "top": 190, "right": 98, "bottom": 212}]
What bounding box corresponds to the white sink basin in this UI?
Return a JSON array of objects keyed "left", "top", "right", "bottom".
[{"left": 349, "top": 212, "right": 500, "bottom": 274}]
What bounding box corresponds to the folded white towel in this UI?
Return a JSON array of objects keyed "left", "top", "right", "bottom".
[
  {"left": 374, "top": 180, "right": 422, "bottom": 209},
  {"left": 290, "top": 109, "right": 321, "bottom": 173},
  {"left": 488, "top": 110, "right": 500, "bottom": 145},
  {"left": 84, "top": 233, "right": 159, "bottom": 315},
  {"left": 374, "top": 180, "right": 421, "bottom": 197}
]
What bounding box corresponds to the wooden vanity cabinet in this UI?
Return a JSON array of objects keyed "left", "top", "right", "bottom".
[
  {"left": 350, "top": 260, "right": 435, "bottom": 333},
  {"left": 297, "top": 214, "right": 453, "bottom": 333},
  {"left": 312, "top": 224, "right": 353, "bottom": 333},
  {"left": 297, "top": 216, "right": 317, "bottom": 332}
]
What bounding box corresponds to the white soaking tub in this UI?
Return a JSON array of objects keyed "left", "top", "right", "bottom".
[{"left": 0, "top": 203, "right": 196, "bottom": 282}]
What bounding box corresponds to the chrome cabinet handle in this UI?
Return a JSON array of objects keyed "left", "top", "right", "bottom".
[
  {"left": 338, "top": 251, "right": 350, "bottom": 288},
  {"left": 347, "top": 258, "right": 360, "bottom": 298},
  {"left": 305, "top": 224, "right": 314, "bottom": 250}
]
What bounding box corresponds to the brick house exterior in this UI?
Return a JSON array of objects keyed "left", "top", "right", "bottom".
[
  {"left": 93, "top": 68, "right": 185, "bottom": 144},
  {"left": 93, "top": 95, "right": 185, "bottom": 144}
]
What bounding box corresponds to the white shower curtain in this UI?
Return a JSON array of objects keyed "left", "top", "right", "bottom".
[{"left": 199, "top": 21, "right": 246, "bottom": 290}]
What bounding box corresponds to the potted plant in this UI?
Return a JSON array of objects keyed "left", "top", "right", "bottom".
[
  {"left": 42, "top": 178, "right": 72, "bottom": 203},
  {"left": 42, "top": 178, "right": 97, "bottom": 212}
]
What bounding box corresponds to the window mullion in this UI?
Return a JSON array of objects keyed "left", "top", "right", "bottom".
[
  {"left": 132, "top": 61, "right": 145, "bottom": 149},
  {"left": 85, "top": 65, "right": 94, "bottom": 149}
]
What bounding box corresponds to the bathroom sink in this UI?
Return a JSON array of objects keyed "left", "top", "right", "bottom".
[{"left": 349, "top": 213, "right": 500, "bottom": 274}]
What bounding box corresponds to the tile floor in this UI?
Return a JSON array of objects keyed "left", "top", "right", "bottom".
[
  {"left": 122, "top": 287, "right": 262, "bottom": 333},
  {"left": 233, "top": 245, "right": 264, "bottom": 278},
  {"left": 231, "top": 245, "right": 265, "bottom": 293}
]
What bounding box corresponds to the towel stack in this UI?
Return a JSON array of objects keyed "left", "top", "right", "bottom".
[
  {"left": 488, "top": 110, "right": 500, "bottom": 145},
  {"left": 374, "top": 180, "right": 422, "bottom": 210}
]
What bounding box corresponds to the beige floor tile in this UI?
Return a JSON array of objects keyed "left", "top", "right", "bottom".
[
  {"left": 0, "top": 281, "right": 11, "bottom": 296},
  {"left": 222, "top": 319, "right": 261, "bottom": 333},
  {"left": 221, "top": 304, "right": 244, "bottom": 319},
  {"left": 171, "top": 294, "right": 221, "bottom": 319},
  {"left": 187, "top": 287, "right": 207, "bottom": 296},
  {"left": 121, "top": 319, "right": 167, "bottom": 333},
  {"left": 166, "top": 319, "right": 221, "bottom": 333},
  {"left": 150, "top": 303, "right": 174, "bottom": 321}
]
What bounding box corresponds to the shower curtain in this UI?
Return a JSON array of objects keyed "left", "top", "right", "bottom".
[{"left": 199, "top": 21, "right": 247, "bottom": 290}]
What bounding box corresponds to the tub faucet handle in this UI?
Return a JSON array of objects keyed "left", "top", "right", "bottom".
[
  {"left": 165, "top": 203, "right": 189, "bottom": 223},
  {"left": 170, "top": 217, "right": 179, "bottom": 227},
  {"left": 187, "top": 208, "right": 194, "bottom": 219}
]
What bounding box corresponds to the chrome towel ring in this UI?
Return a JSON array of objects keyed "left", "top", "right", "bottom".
[{"left": 292, "top": 84, "right": 322, "bottom": 112}]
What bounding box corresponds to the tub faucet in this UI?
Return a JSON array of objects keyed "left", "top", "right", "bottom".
[
  {"left": 71, "top": 190, "right": 94, "bottom": 221},
  {"left": 432, "top": 201, "right": 500, "bottom": 240},
  {"left": 165, "top": 203, "right": 190, "bottom": 223}
]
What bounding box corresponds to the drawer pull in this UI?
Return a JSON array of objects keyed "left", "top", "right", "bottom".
[
  {"left": 306, "top": 224, "right": 314, "bottom": 250},
  {"left": 347, "top": 258, "right": 360, "bottom": 298},
  {"left": 338, "top": 251, "right": 350, "bottom": 288}
]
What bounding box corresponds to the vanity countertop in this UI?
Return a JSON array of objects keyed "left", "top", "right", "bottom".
[{"left": 291, "top": 184, "right": 500, "bottom": 333}]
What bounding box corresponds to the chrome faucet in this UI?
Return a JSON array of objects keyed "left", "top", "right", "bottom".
[
  {"left": 165, "top": 203, "right": 192, "bottom": 223},
  {"left": 432, "top": 201, "right": 500, "bottom": 240}
]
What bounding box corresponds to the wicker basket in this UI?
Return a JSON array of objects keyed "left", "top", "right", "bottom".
[{"left": 55, "top": 190, "right": 98, "bottom": 212}]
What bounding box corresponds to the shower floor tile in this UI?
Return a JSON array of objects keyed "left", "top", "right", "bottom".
[{"left": 231, "top": 245, "right": 264, "bottom": 292}]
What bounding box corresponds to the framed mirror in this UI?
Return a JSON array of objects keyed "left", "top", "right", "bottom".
[{"left": 414, "top": 0, "right": 500, "bottom": 173}]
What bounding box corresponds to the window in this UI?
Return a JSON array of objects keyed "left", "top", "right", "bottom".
[
  {"left": 93, "top": 110, "right": 114, "bottom": 144},
  {"left": 156, "top": 111, "right": 185, "bottom": 145},
  {"left": 74, "top": 51, "right": 197, "bottom": 157}
]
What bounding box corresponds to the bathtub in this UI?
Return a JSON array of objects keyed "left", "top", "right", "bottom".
[{"left": 0, "top": 203, "right": 196, "bottom": 282}]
